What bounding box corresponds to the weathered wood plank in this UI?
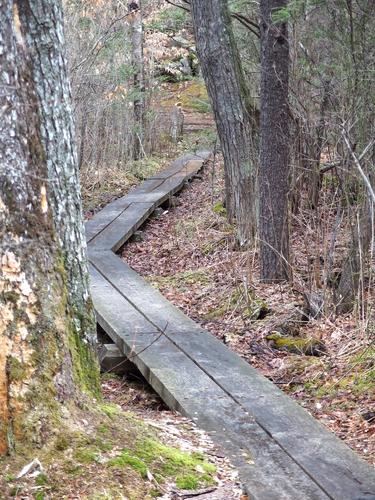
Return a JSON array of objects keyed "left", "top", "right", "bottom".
[
  {"left": 89, "top": 263, "right": 329, "bottom": 500},
  {"left": 129, "top": 178, "right": 165, "bottom": 194},
  {"left": 89, "top": 202, "right": 154, "bottom": 252},
  {"left": 85, "top": 199, "right": 130, "bottom": 243},
  {"left": 90, "top": 251, "right": 375, "bottom": 500},
  {"left": 149, "top": 151, "right": 211, "bottom": 179},
  {"left": 86, "top": 153, "right": 208, "bottom": 246}
]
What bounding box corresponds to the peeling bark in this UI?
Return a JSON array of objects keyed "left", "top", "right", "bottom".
[{"left": 0, "top": 0, "right": 99, "bottom": 455}]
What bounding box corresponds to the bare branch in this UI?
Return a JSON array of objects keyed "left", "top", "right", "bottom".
[{"left": 342, "top": 129, "right": 375, "bottom": 204}]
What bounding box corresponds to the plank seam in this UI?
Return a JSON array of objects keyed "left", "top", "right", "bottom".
[
  {"left": 86, "top": 203, "right": 131, "bottom": 244},
  {"left": 89, "top": 255, "right": 333, "bottom": 499}
]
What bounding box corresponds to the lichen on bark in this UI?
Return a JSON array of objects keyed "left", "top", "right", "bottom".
[{"left": 0, "top": 0, "right": 100, "bottom": 455}]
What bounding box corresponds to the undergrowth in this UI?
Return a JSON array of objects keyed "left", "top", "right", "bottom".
[{"left": 0, "top": 401, "right": 217, "bottom": 498}]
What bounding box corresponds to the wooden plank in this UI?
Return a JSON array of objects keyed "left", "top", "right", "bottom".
[
  {"left": 86, "top": 155, "right": 208, "bottom": 247},
  {"left": 85, "top": 178, "right": 166, "bottom": 243},
  {"left": 129, "top": 178, "right": 165, "bottom": 194},
  {"left": 124, "top": 171, "right": 199, "bottom": 205},
  {"left": 88, "top": 202, "right": 154, "bottom": 252},
  {"left": 89, "top": 263, "right": 328, "bottom": 500},
  {"left": 85, "top": 199, "right": 130, "bottom": 243},
  {"left": 87, "top": 152, "right": 375, "bottom": 498},
  {"left": 90, "top": 251, "right": 375, "bottom": 500},
  {"left": 149, "top": 151, "right": 211, "bottom": 179}
]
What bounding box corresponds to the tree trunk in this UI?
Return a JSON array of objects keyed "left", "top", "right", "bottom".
[
  {"left": 259, "top": 0, "right": 290, "bottom": 281},
  {"left": 128, "top": 0, "right": 145, "bottom": 160},
  {"left": 190, "top": 0, "right": 258, "bottom": 246},
  {"left": 336, "top": 201, "right": 373, "bottom": 314},
  {"left": 308, "top": 78, "right": 331, "bottom": 210},
  {"left": 0, "top": 0, "right": 99, "bottom": 455}
]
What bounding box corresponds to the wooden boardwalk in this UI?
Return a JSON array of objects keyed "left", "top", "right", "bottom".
[{"left": 86, "top": 152, "right": 375, "bottom": 500}]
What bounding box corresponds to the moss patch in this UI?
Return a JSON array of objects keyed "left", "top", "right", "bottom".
[
  {"left": 7, "top": 356, "right": 27, "bottom": 382},
  {"left": 149, "top": 268, "right": 212, "bottom": 292},
  {"left": 179, "top": 80, "right": 211, "bottom": 113},
  {"left": 108, "top": 438, "right": 216, "bottom": 489},
  {"left": 68, "top": 328, "right": 101, "bottom": 398},
  {"left": 266, "top": 332, "right": 326, "bottom": 356},
  {"left": 1, "top": 399, "right": 217, "bottom": 499}
]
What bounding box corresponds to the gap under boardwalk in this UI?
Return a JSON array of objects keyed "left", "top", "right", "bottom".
[{"left": 86, "top": 151, "right": 375, "bottom": 500}]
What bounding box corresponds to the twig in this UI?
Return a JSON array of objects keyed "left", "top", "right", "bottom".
[
  {"left": 341, "top": 128, "right": 375, "bottom": 204},
  {"left": 71, "top": 10, "right": 139, "bottom": 72}
]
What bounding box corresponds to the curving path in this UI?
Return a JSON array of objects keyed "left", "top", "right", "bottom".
[{"left": 86, "top": 152, "right": 375, "bottom": 500}]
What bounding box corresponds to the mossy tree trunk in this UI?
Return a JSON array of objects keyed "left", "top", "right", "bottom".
[
  {"left": 0, "top": 0, "right": 100, "bottom": 455},
  {"left": 190, "top": 0, "right": 258, "bottom": 247}
]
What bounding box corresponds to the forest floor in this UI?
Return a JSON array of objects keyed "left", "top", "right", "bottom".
[
  {"left": 122, "top": 156, "right": 375, "bottom": 467},
  {"left": 0, "top": 374, "right": 242, "bottom": 499}
]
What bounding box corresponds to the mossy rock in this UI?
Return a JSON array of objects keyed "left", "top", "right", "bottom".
[{"left": 266, "top": 332, "right": 326, "bottom": 356}]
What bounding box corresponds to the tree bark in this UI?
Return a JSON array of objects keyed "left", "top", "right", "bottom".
[
  {"left": 259, "top": 0, "right": 290, "bottom": 281},
  {"left": 128, "top": 0, "right": 145, "bottom": 160},
  {"left": 0, "top": 0, "right": 99, "bottom": 455},
  {"left": 336, "top": 202, "right": 373, "bottom": 314},
  {"left": 190, "top": 0, "right": 258, "bottom": 246}
]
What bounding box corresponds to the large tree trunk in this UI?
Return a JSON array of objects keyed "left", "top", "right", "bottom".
[
  {"left": 259, "top": 0, "right": 290, "bottom": 281},
  {"left": 128, "top": 0, "right": 145, "bottom": 160},
  {"left": 190, "top": 0, "right": 258, "bottom": 246},
  {"left": 0, "top": 0, "right": 99, "bottom": 455}
]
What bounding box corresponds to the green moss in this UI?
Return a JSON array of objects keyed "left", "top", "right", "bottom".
[
  {"left": 99, "top": 403, "right": 123, "bottom": 419},
  {"left": 68, "top": 328, "right": 101, "bottom": 399},
  {"left": 149, "top": 268, "right": 211, "bottom": 292},
  {"left": 176, "top": 474, "right": 199, "bottom": 490},
  {"left": 266, "top": 332, "right": 325, "bottom": 356},
  {"left": 108, "top": 451, "right": 148, "bottom": 477},
  {"left": 107, "top": 438, "right": 216, "bottom": 490},
  {"left": 35, "top": 473, "right": 49, "bottom": 486},
  {"left": 97, "top": 424, "right": 110, "bottom": 434},
  {"left": 150, "top": 488, "right": 162, "bottom": 498},
  {"left": 212, "top": 201, "right": 227, "bottom": 216},
  {"left": 74, "top": 448, "right": 99, "bottom": 464},
  {"left": 179, "top": 80, "right": 211, "bottom": 113},
  {"left": 204, "top": 287, "right": 269, "bottom": 322},
  {"left": 95, "top": 438, "right": 113, "bottom": 452},
  {"left": 243, "top": 298, "right": 269, "bottom": 321},
  {"left": 7, "top": 356, "right": 27, "bottom": 382},
  {"left": 55, "top": 435, "right": 70, "bottom": 451}
]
